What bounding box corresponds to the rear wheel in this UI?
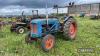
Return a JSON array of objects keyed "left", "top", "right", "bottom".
[
  {"left": 63, "top": 18, "right": 77, "bottom": 40},
  {"left": 41, "top": 34, "right": 55, "bottom": 52},
  {"left": 16, "top": 26, "right": 25, "bottom": 34}
]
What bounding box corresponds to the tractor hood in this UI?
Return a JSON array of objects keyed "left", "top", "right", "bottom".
[{"left": 30, "top": 18, "right": 59, "bottom": 24}]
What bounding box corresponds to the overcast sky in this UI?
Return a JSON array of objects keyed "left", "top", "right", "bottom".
[
  {"left": 0, "top": 0, "right": 100, "bottom": 15},
  {"left": 0, "top": 0, "right": 69, "bottom": 15}
]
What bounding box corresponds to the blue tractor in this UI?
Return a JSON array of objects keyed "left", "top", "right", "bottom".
[{"left": 25, "top": 16, "right": 77, "bottom": 51}]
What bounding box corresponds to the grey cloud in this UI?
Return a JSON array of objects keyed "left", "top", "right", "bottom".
[
  {"left": 0, "top": 0, "right": 70, "bottom": 15},
  {"left": 0, "top": 0, "right": 68, "bottom": 8}
]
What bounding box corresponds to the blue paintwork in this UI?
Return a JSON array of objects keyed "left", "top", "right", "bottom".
[
  {"left": 31, "top": 18, "right": 59, "bottom": 24},
  {"left": 30, "top": 18, "right": 60, "bottom": 38}
]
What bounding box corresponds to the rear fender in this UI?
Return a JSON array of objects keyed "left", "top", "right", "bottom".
[
  {"left": 16, "top": 26, "right": 24, "bottom": 29},
  {"left": 64, "top": 16, "right": 74, "bottom": 23}
]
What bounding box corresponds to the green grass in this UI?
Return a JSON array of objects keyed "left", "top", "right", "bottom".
[{"left": 0, "top": 17, "right": 100, "bottom": 56}]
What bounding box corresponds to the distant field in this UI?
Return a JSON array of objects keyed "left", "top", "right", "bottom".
[{"left": 0, "top": 17, "right": 100, "bottom": 56}]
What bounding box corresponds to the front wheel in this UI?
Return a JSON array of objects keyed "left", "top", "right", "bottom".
[
  {"left": 25, "top": 32, "right": 34, "bottom": 43},
  {"left": 41, "top": 34, "right": 55, "bottom": 52}
]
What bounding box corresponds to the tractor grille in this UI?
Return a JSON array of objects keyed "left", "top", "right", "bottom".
[
  {"left": 30, "top": 24, "right": 37, "bottom": 33},
  {"left": 33, "top": 24, "right": 37, "bottom": 33}
]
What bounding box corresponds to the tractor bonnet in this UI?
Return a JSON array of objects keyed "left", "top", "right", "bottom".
[{"left": 30, "top": 18, "right": 59, "bottom": 24}]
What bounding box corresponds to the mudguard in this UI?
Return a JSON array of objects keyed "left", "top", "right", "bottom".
[{"left": 64, "top": 16, "right": 74, "bottom": 23}]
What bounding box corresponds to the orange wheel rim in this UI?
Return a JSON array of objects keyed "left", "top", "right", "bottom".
[
  {"left": 69, "top": 23, "right": 77, "bottom": 38},
  {"left": 45, "top": 37, "right": 53, "bottom": 49}
]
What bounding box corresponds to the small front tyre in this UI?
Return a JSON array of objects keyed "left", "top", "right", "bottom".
[
  {"left": 25, "top": 32, "right": 34, "bottom": 43},
  {"left": 41, "top": 34, "right": 55, "bottom": 52}
]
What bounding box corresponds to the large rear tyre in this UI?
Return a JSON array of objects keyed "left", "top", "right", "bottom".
[
  {"left": 16, "top": 26, "right": 25, "bottom": 34},
  {"left": 63, "top": 18, "right": 77, "bottom": 40},
  {"left": 41, "top": 34, "right": 55, "bottom": 52}
]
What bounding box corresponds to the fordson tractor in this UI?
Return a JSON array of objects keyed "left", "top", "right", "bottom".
[{"left": 25, "top": 16, "right": 77, "bottom": 51}]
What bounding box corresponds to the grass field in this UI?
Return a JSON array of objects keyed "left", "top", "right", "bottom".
[{"left": 0, "top": 17, "right": 100, "bottom": 56}]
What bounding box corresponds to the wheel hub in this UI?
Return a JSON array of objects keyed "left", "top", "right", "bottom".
[
  {"left": 45, "top": 38, "right": 53, "bottom": 49},
  {"left": 69, "top": 23, "right": 77, "bottom": 38},
  {"left": 19, "top": 28, "right": 24, "bottom": 33}
]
